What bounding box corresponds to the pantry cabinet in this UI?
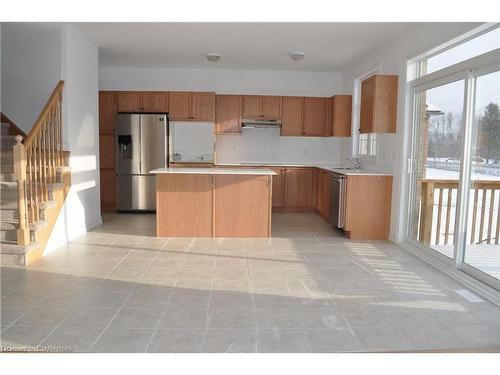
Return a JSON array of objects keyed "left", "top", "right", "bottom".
[{"left": 360, "top": 74, "right": 398, "bottom": 133}]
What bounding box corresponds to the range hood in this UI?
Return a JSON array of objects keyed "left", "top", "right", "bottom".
[{"left": 241, "top": 119, "right": 282, "bottom": 129}]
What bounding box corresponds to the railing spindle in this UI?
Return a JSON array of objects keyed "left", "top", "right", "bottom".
[
  {"left": 479, "top": 189, "right": 487, "bottom": 244},
  {"left": 435, "top": 188, "right": 444, "bottom": 245},
  {"left": 444, "top": 188, "right": 452, "bottom": 245},
  {"left": 471, "top": 187, "right": 479, "bottom": 244},
  {"left": 487, "top": 189, "right": 495, "bottom": 244}
]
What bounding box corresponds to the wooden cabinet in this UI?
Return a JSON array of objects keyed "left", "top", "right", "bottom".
[
  {"left": 242, "top": 95, "right": 282, "bottom": 119},
  {"left": 192, "top": 92, "right": 216, "bottom": 121},
  {"left": 157, "top": 174, "right": 214, "bottom": 237},
  {"left": 99, "top": 91, "right": 118, "bottom": 212},
  {"left": 281, "top": 97, "right": 304, "bottom": 136},
  {"left": 118, "top": 91, "right": 168, "bottom": 113},
  {"left": 142, "top": 91, "right": 168, "bottom": 112},
  {"left": 262, "top": 96, "right": 282, "bottom": 119},
  {"left": 214, "top": 175, "right": 272, "bottom": 237},
  {"left": 117, "top": 92, "right": 142, "bottom": 112},
  {"left": 270, "top": 167, "right": 285, "bottom": 208},
  {"left": 169, "top": 92, "right": 192, "bottom": 120},
  {"left": 360, "top": 74, "right": 398, "bottom": 133},
  {"left": 99, "top": 91, "right": 116, "bottom": 133},
  {"left": 169, "top": 92, "right": 215, "bottom": 121},
  {"left": 330, "top": 95, "right": 352, "bottom": 137},
  {"left": 314, "top": 169, "right": 330, "bottom": 219},
  {"left": 344, "top": 175, "right": 393, "bottom": 240},
  {"left": 304, "top": 97, "right": 328, "bottom": 136},
  {"left": 241, "top": 96, "right": 261, "bottom": 118},
  {"left": 216, "top": 95, "right": 241, "bottom": 134},
  {"left": 284, "top": 167, "right": 314, "bottom": 208}
]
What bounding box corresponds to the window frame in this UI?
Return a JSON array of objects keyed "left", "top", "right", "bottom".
[
  {"left": 352, "top": 66, "right": 381, "bottom": 162},
  {"left": 403, "top": 28, "right": 500, "bottom": 293}
]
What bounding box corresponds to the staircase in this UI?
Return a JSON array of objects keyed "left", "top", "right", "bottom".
[
  {"left": 0, "top": 127, "right": 32, "bottom": 265},
  {"left": 0, "top": 81, "right": 71, "bottom": 266}
]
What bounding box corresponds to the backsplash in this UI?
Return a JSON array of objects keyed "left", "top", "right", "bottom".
[{"left": 216, "top": 128, "right": 351, "bottom": 165}]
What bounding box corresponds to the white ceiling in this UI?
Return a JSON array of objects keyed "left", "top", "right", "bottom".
[{"left": 76, "top": 22, "right": 429, "bottom": 72}]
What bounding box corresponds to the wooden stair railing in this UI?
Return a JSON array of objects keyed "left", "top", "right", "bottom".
[{"left": 13, "top": 80, "right": 65, "bottom": 246}]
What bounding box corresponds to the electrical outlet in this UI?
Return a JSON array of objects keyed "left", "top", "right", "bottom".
[{"left": 392, "top": 150, "right": 396, "bottom": 160}]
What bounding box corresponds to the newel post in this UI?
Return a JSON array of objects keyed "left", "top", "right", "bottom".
[
  {"left": 419, "top": 181, "right": 434, "bottom": 245},
  {"left": 13, "top": 135, "right": 30, "bottom": 246}
]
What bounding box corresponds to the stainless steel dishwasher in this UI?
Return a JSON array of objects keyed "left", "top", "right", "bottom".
[{"left": 329, "top": 173, "right": 346, "bottom": 228}]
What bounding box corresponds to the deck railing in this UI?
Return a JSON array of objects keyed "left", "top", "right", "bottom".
[
  {"left": 419, "top": 179, "right": 500, "bottom": 246},
  {"left": 13, "top": 81, "right": 64, "bottom": 245}
]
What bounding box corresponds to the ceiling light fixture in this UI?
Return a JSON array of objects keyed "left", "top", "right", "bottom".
[
  {"left": 206, "top": 53, "right": 221, "bottom": 62},
  {"left": 289, "top": 52, "right": 305, "bottom": 61}
]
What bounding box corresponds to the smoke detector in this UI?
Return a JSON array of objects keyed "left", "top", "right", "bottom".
[
  {"left": 206, "top": 53, "right": 221, "bottom": 62},
  {"left": 289, "top": 52, "right": 305, "bottom": 61}
]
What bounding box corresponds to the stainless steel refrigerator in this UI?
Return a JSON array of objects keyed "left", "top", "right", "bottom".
[{"left": 115, "top": 113, "right": 169, "bottom": 211}]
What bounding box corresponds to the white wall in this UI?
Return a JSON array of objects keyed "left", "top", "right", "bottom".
[
  {"left": 100, "top": 66, "right": 350, "bottom": 163},
  {"left": 341, "top": 23, "right": 482, "bottom": 243},
  {"left": 44, "top": 25, "right": 101, "bottom": 252},
  {"left": 99, "top": 67, "right": 343, "bottom": 96},
  {"left": 1, "top": 23, "right": 63, "bottom": 133},
  {"left": 217, "top": 129, "right": 348, "bottom": 165}
]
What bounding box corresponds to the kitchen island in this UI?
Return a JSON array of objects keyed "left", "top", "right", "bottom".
[{"left": 150, "top": 168, "right": 276, "bottom": 238}]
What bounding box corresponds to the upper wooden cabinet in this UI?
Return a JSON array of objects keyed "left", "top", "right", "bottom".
[
  {"left": 169, "top": 92, "right": 215, "bottom": 121},
  {"left": 330, "top": 95, "right": 352, "bottom": 137},
  {"left": 117, "top": 92, "right": 142, "bottom": 112},
  {"left": 142, "top": 91, "right": 168, "bottom": 113},
  {"left": 117, "top": 91, "right": 168, "bottom": 113},
  {"left": 304, "top": 97, "right": 328, "bottom": 136},
  {"left": 262, "top": 96, "right": 282, "bottom": 119},
  {"left": 281, "top": 97, "right": 304, "bottom": 136},
  {"left": 192, "top": 92, "right": 216, "bottom": 121},
  {"left": 169, "top": 92, "right": 192, "bottom": 120},
  {"left": 242, "top": 95, "right": 282, "bottom": 119},
  {"left": 360, "top": 74, "right": 398, "bottom": 133},
  {"left": 215, "top": 95, "right": 242, "bottom": 134}
]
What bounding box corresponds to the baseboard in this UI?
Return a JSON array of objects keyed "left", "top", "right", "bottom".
[
  {"left": 398, "top": 240, "right": 500, "bottom": 307},
  {"left": 86, "top": 216, "right": 103, "bottom": 231}
]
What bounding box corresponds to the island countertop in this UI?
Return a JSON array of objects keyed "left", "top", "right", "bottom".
[{"left": 150, "top": 167, "right": 277, "bottom": 176}]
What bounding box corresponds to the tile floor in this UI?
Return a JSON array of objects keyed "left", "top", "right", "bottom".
[{"left": 1, "top": 213, "right": 499, "bottom": 352}]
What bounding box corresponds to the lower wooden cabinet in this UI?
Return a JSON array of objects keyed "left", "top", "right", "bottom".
[
  {"left": 100, "top": 169, "right": 116, "bottom": 211},
  {"left": 284, "top": 167, "right": 314, "bottom": 208},
  {"left": 214, "top": 174, "right": 272, "bottom": 237},
  {"left": 344, "top": 175, "right": 393, "bottom": 240},
  {"left": 315, "top": 169, "right": 330, "bottom": 219},
  {"left": 270, "top": 167, "right": 285, "bottom": 208}
]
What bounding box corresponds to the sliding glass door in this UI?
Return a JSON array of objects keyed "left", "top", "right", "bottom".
[
  {"left": 409, "top": 79, "right": 465, "bottom": 261},
  {"left": 407, "top": 59, "right": 500, "bottom": 290},
  {"left": 462, "top": 69, "right": 500, "bottom": 282}
]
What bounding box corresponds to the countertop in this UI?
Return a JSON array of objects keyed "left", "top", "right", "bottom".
[
  {"left": 150, "top": 167, "right": 277, "bottom": 176},
  {"left": 216, "top": 163, "right": 392, "bottom": 176}
]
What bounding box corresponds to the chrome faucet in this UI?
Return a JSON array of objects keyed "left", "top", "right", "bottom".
[{"left": 346, "top": 157, "right": 361, "bottom": 170}]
